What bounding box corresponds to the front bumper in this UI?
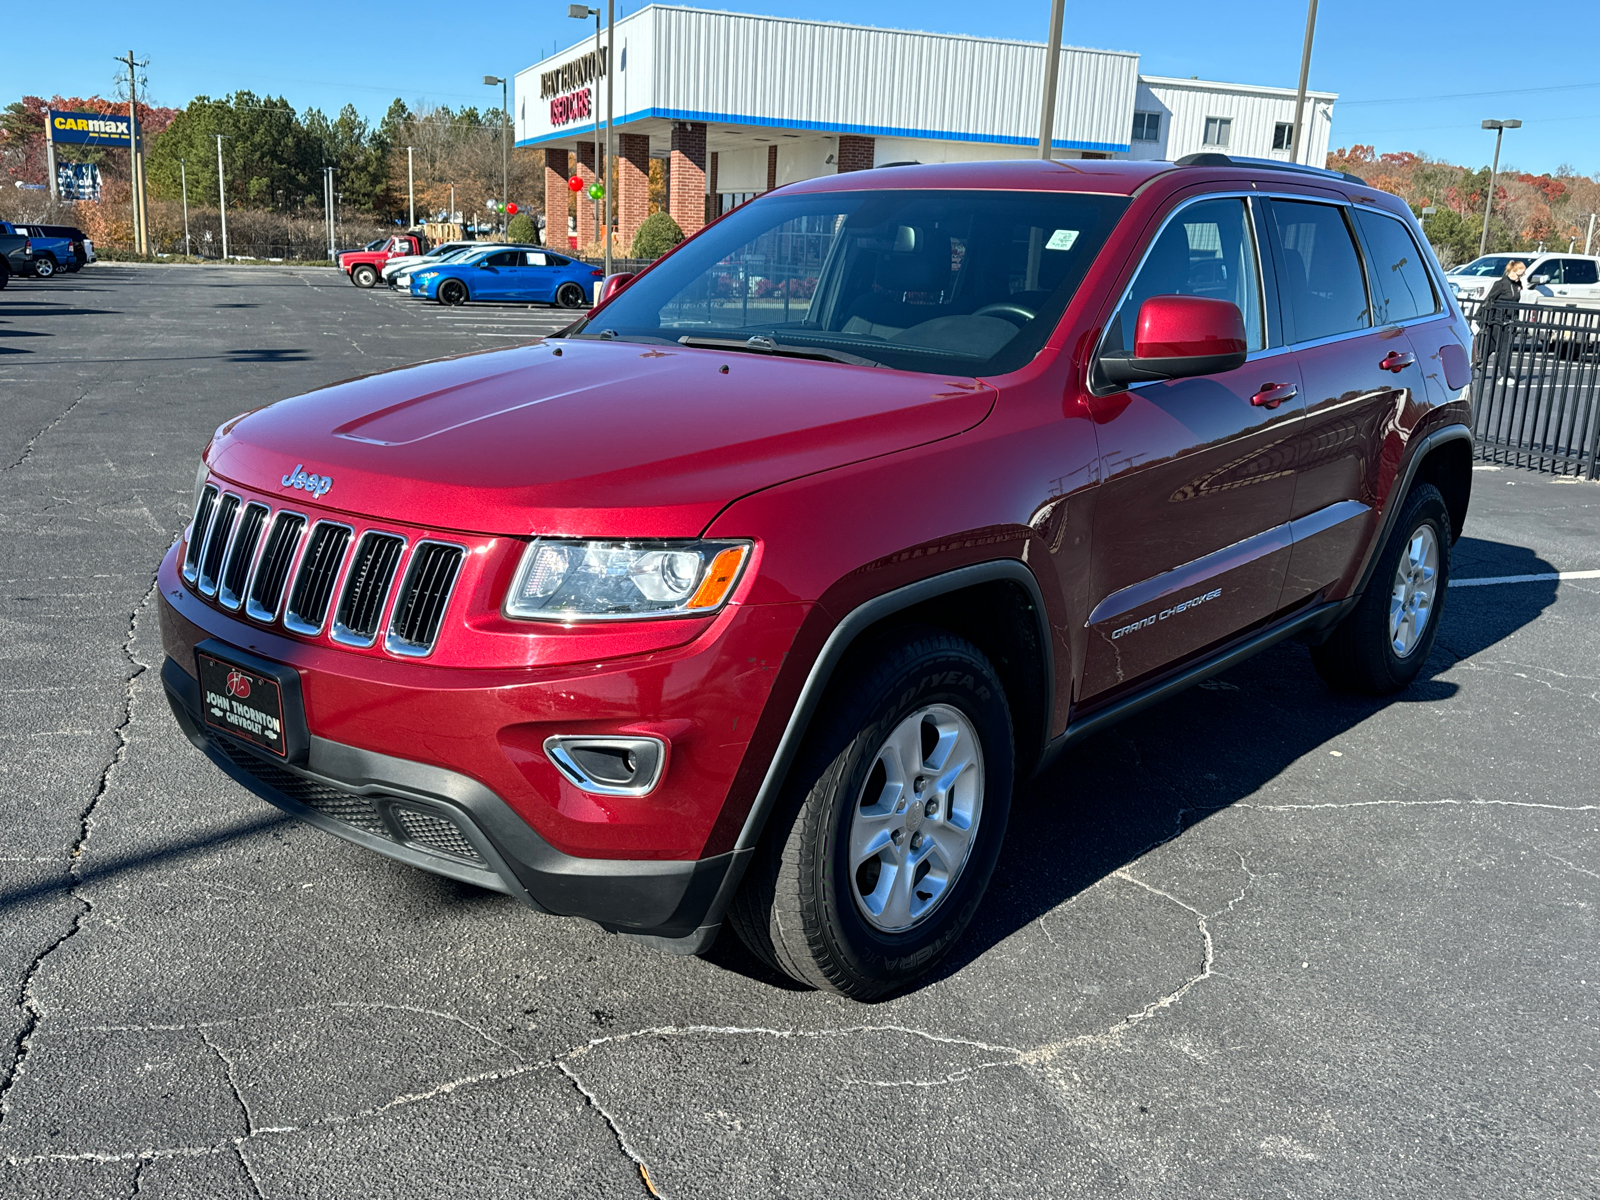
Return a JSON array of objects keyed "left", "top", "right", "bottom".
[{"left": 162, "top": 655, "right": 747, "bottom": 950}]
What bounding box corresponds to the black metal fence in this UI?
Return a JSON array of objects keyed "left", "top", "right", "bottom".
[{"left": 1461, "top": 298, "right": 1600, "bottom": 478}]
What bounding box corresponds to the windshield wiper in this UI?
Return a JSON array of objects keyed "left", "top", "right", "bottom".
[{"left": 676, "top": 334, "right": 882, "bottom": 368}]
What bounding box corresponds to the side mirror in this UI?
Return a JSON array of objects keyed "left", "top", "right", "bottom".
[
  {"left": 598, "top": 272, "right": 636, "bottom": 304},
  {"left": 1528, "top": 274, "right": 1551, "bottom": 286},
  {"left": 1099, "top": 295, "right": 1249, "bottom": 385}
]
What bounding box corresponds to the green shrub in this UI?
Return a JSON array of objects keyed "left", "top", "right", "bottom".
[
  {"left": 506, "top": 213, "right": 538, "bottom": 244},
  {"left": 631, "top": 211, "right": 684, "bottom": 259}
]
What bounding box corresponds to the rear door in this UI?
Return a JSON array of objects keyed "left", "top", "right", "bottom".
[
  {"left": 1080, "top": 193, "right": 1305, "bottom": 703},
  {"left": 1547, "top": 257, "right": 1600, "bottom": 311},
  {"left": 1271, "top": 199, "right": 1432, "bottom": 607}
]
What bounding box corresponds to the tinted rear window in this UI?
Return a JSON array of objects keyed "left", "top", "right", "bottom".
[
  {"left": 567, "top": 188, "right": 1130, "bottom": 376},
  {"left": 1268, "top": 200, "right": 1371, "bottom": 343},
  {"left": 1353, "top": 209, "right": 1438, "bottom": 324}
]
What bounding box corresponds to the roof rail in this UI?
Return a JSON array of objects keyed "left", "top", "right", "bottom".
[{"left": 1173, "top": 152, "right": 1366, "bottom": 187}]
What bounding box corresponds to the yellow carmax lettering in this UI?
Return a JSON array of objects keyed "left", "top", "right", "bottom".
[
  {"left": 53, "top": 117, "right": 67, "bottom": 129},
  {"left": 76, "top": 119, "right": 89, "bottom": 130}
]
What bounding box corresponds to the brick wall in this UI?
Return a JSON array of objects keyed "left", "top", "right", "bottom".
[
  {"left": 617, "top": 133, "right": 651, "bottom": 255},
  {"left": 766, "top": 144, "right": 778, "bottom": 192},
  {"left": 574, "top": 141, "right": 599, "bottom": 249},
  {"left": 669, "top": 122, "right": 707, "bottom": 237},
  {"left": 836, "top": 135, "right": 875, "bottom": 173},
  {"left": 543, "top": 149, "right": 570, "bottom": 249}
]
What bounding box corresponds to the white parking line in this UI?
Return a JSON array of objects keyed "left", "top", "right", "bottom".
[{"left": 1451, "top": 570, "right": 1600, "bottom": 587}]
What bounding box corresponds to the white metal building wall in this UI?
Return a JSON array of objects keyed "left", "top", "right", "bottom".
[
  {"left": 1126, "top": 76, "right": 1337, "bottom": 165},
  {"left": 517, "top": 4, "right": 1139, "bottom": 153}
]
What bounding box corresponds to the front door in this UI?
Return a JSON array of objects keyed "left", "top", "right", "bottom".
[
  {"left": 1271, "top": 199, "right": 1435, "bottom": 606},
  {"left": 473, "top": 250, "right": 522, "bottom": 300},
  {"left": 1081, "top": 195, "right": 1304, "bottom": 703}
]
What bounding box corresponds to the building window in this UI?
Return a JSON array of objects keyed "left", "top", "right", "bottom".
[
  {"left": 1273, "top": 122, "right": 1294, "bottom": 151},
  {"left": 1203, "top": 117, "right": 1232, "bottom": 148},
  {"left": 1131, "top": 111, "right": 1161, "bottom": 142}
]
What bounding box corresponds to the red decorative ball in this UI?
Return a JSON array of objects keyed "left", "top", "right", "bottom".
[
  {"left": 506, "top": 203, "right": 518, "bottom": 215},
  {"left": 567, "top": 176, "right": 584, "bottom": 193}
]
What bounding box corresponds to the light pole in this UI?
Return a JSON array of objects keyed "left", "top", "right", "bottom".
[
  {"left": 407, "top": 146, "right": 415, "bottom": 229},
  {"left": 1036, "top": 0, "right": 1065, "bottom": 159},
  {"left": 180, "top": 159, "right": 191, "bottom": 257},
  {"left": 1585, "top": 213, "right": 1597, "bottom": 257},
  {"left": 570, "top": 5, "right": 603, "bottom": 251},
  {"left": 1290, "top": 0, "right": 1319, "bottom": 165},
  {"left": 484, "top": 75, "right": 510, "bottom": 239},
  {"left": 605, "top": 0, "right": 614, "bottom": 274},
  {"left": 1478, "top": 119, "right": 1521, "bottom": 260},
  {"left": 216, "top": 133, "right": 229, "bottom": 261}
]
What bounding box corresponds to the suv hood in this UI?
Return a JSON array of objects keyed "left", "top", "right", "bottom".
[{"left": 208, "top": 340, "right": 996, "bottom": 537}]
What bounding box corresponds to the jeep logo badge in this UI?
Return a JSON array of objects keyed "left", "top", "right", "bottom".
[{"left": 281, "top": 463, "right": 333, "bottom": 499}]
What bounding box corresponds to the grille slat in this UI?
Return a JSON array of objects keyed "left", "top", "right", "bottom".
[
  {"left": 284, "top": 523, "right": 352, "bottom": 635},
  {"left": 219, "top": 503, "right": 269, "bottom": 610},
  {"left": 183, "top": 485, "right": 220, "bottom": 581},
  {"left": 386, "top": 542, "right": 465, "bottom": 657},
  {"left": 197, "top": 494, "right": 241, "bottom": 596},
  {"left": 246, "top": 512, "right": 307, "bottom": 623},
  {"left": 332, "top": 532, "right": 405, "bottom": 646}
]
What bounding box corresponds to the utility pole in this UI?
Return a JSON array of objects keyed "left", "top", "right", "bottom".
[
  {"left": 484, "top": 76, "right": 510, "bottom": 239},
  {"left": 115, "top": 51, "right": 150, "bottom": 254},
  {"left": 1478, "top": 119, "right": 1521, "bottom": 260},
  {"left": 325, "top": 166, "right": 336, "bottom": 260},
  {"left": 605, "top": 0, "right": 614, "bottom": 274},
  {"left": 1290, "top": 0, "right": 1319, "bottom": 165},
  {"left": 407, "top": 146, "right": 415, "bottom": 228},
  {"left": 180, "top": 159, "right": 190, "bottom": 256},
  {"left": 1586, "top": 213, "right": 1596, "bottom": 257},
  {"left": 216, "top": 133, "right": 229, "bottom": 261},
  {"left": 1036, "top": 0, "right": 1065, "bottom": 159}
]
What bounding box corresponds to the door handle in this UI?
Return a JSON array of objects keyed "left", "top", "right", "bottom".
[
  {"left": 1380, "top": 350, "right": 1416, "bottom": 372},
  {"left": 1250, "top": 382, "right": 1298, "bottom": 409}
]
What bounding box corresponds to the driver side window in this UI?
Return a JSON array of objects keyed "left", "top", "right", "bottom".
[{"left": 1104, "top": 197, "right": 1264, "bottom": 357}]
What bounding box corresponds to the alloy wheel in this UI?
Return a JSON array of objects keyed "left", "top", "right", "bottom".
[
  {"left": 848, "top": 704, "right": 984, "bottom": 933},
  {"left": 1389, "top": 524, "right": 1439, "bottom": 658}
]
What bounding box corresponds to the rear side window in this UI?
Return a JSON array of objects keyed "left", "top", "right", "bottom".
[
  {"left": 1561, "top": 259, "right": 1598, "bottom": 285},
  {"left": 1531, "top": 260, "right": 1563, "bottom": 284},
  {"left": 1352, "top": 209, "right": 1438, "bottom": 324},
  {"left": 1268, "top": 200, "right": 1370, "bottom": 343},
  {"left": 1104, "top": 196, "right": 1264, "bottom": 356}
]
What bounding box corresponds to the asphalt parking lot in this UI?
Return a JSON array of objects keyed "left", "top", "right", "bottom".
[{"left": 1, "top": 263, "right": 1596, "bottom": 1199}]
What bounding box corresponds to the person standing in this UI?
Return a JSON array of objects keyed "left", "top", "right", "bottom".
[{"left": 1476, "top": 259, "right": 1526, "bottom": 382}]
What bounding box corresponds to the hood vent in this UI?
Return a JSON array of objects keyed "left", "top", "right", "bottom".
[
  {"left": 332, "top": 532, "right": 405, "bottom": 647},
  {"left": 218, "top": 502, "right": 269, "bottom": 611},
  {"left": 183, "top": 485, "right": 219, "bottom": 582},
  {"left": 247, "top": 512, "right": 307, "bottom": 623},
  {"left": 284, "top": 522, "right": 352, "bottom": 636},
  {"left": 197, "top": 493, "right": 241, "bottom": 597},
  {"left": 386, "top": 541, "right": 464, "bottom": 657}
]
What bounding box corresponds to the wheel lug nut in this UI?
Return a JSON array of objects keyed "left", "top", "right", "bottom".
[
  {"left": 891, "top": 829, "right": 904, "bottom": 845},
  {"left": 925, "top": 798, "right": 938, "bottom": 816},
  {"left": 910, "top": 832, "right": 924, "bottom": 850},
  {"left": 913, "top": 776, "right": 926, "bottom": 792}
]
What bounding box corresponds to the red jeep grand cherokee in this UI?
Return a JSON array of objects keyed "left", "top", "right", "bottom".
[{"left": 159, "top": 156, "right": 1473, "bottom": 998}]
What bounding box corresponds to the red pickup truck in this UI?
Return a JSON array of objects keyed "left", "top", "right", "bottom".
[{"left": 338, "top": 234, "right": 425, "bottom": 288}]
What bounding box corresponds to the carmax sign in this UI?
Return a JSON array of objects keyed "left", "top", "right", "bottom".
[{"left": 49, "top": 110, "right": 136, "bottom": 147}]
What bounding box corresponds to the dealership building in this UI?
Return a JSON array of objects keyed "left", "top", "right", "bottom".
[{"left": 515, "top": 6, "right": 1337, "bottom": 250}]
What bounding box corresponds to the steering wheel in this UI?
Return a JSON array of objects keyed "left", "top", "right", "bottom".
[{"left": 971, "top": 302, "right": 1037, "bottom": 326}]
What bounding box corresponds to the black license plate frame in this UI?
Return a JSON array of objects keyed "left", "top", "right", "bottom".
[{"left": 195, "top": 640, "right": 309, "bottom": 763}]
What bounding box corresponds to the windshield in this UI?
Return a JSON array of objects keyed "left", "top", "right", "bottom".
[
  {"left": 567, "top": 188, "right": 1129, "bottom": 376},
  {"left": 1454, "top": 256, "right": 1516, "bottom": 277}
]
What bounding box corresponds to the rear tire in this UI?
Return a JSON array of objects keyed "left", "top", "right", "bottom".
[
  {"left": 33, "top": 256, "right": 56, "bottom": 278},
  {"left": 729, "top": 628, "right": 1013, "bottom": 999},
  {"left": 351, "top": 264, "right": 378, "bottom": 288},
  {"left": 556, "top": 281, "right": 586, "bottom": 308},
  {"left": 1311, "top": 482, "right": 1451, "bottom": 695},
  {"left": 438, "top": 280, "right": 468, "bottom": 306}
]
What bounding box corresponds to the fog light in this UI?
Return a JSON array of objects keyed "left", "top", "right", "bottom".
[{"left": 544, "top": 736, "right": 666, "bottom": 797}]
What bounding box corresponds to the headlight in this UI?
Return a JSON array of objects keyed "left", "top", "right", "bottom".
[
  {"left": 418, "top": 271, "right": 440, "bottom": 280},
  {"left": 504, "top": 539, "right": 751, "bottom": 621}
]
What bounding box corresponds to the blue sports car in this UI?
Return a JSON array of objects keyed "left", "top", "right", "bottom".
[{"left": 409, "top": 246, "right": 603, "bottom": 308}]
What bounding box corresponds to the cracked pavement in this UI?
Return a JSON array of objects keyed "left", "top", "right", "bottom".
[{"left": 2, "top": 265, "right": 1597, "bottom": 1198}]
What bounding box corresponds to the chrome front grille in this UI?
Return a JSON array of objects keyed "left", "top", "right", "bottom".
[
  {"left": 333, "top": 532, "right": 405, "bottom": 647},
  {"left": 184, "top": 482, "right": 460, "bottom": 658},
  {"left": 386, "top": 541, "right": 465, "bottom": 658},
  {"left": 284, "top": 522, "right": 352, "bottom": 636}
]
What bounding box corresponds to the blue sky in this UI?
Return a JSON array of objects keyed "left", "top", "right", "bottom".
[{"left": 28, "top": 1, "right": 1600, "bottom": 176}]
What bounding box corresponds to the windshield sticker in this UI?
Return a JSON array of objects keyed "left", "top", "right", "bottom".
[{"left": 1046, "top": 229, "right": 1080, "bottom": 251}]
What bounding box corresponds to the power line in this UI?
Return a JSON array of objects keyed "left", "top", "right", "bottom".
[{"left": 1342, "top": 81, "right": 1600, "bottom": 108}]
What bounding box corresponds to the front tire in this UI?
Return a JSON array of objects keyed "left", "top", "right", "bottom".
[
  {"left": 556, "top": 281, "right": 586, "bottom": 308},
  {"left": 351, "top": 264, "right": 378, "bottom": 288},
  {"left": 730, "top": 628, "right": 1013, "bottom": 999},
  {"left": 1311, "top": 482, "right": 1451, "bottom": 694},
  {"left": 438, "top": 280, "right": 468, "bottom": 306}
]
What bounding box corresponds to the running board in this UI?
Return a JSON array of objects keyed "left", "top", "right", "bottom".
[{"left": 1038, "top": 599, "right": 1344, "bottom": 771}]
